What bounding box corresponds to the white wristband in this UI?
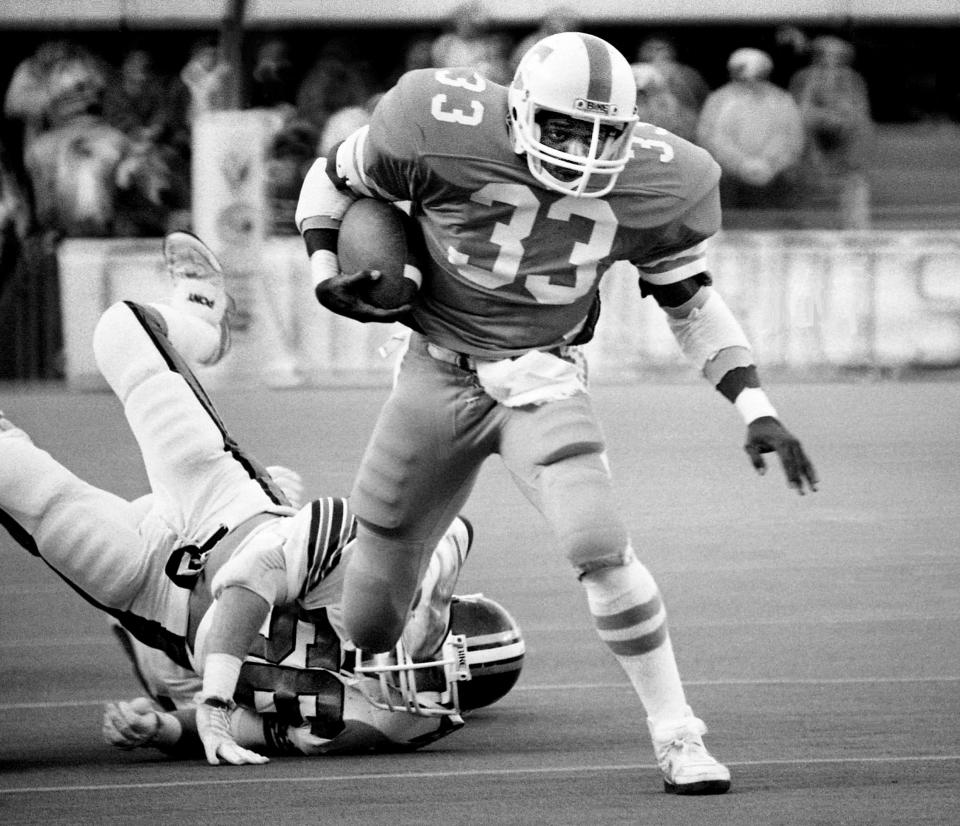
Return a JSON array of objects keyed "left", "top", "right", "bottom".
[
  {"left": 201, "top": 652, "right": 243, "bottom": 702},
  {"left": 310, "top": 249, "right": 339, "bottom": 287},
  {"left": 734, "top": 387, "right": 778, "bottom": 424}
]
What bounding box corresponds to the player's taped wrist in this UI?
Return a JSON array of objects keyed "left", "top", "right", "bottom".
[
  {"left": 715, "top": 363, "right": 779, "bottom": 424},
  {"left": 310, "top": 249, "right": 340, "bottom": 287},
  {"left": 201, "top": 652, "right": 242, "bottom": 707},
  {"left": 734, "top": 387, "right": 778, "bottom": 424}
]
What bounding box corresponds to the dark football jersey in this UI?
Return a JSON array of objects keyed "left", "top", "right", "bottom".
[
  {"left": 237, "top": 603, "right": 346, "bottom": 738},
  {"left": 359, "top": 68, "right": 721, "bottom": 357}
]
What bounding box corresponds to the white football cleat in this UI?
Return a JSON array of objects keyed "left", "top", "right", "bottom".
[
  {"left": 162, "top": 230, "right": 233, "bottom": 363},
  {"left": 402, "top": 515, "right": 473, "bottom": 661},
  {"left": 648, "top": 711, "right": 731, "bottom": 795},
  {"left": 0, "top": 413, "right": 33, "bottom": 444}
]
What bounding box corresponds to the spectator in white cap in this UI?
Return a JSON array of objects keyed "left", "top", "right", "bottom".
[{"left": 696, "top": 47, "right": 805, "bottom": 220}]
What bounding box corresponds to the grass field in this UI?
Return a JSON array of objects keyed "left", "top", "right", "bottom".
[{"left": 1, "top": 378, "right": 959, "bottom": 825}]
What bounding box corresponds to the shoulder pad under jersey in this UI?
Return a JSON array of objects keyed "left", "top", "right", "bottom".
[
  {"left": 610, "top": 123, "right": 721, "bottom": 230},
  {"left": 366, "top": 68, "right": 519, "bottom": 199}
]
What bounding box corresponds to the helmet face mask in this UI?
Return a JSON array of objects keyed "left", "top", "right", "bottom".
[
  {"left": 350, "top": 594, "right": 525, "bottom": 718},
  {"left": 532, "top": 112, "right": 628, "bottom": 184},
  {"left": 352, "top": 632, "right": 470, "bottom": 720},
  {"left": 509, "top": 32, "right": 638, "bottom": 197}
]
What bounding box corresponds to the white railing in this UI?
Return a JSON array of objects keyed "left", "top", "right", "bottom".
[
  {"left": 59, "top": 231, "right": 960, "bottom": 388},
  {"left": 590, "top": 230, "right": 960, "bottom": 379}
]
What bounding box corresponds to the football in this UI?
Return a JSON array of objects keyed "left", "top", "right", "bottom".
[{"left": 338, "top": 199, "right": 420, "bottom": 309}]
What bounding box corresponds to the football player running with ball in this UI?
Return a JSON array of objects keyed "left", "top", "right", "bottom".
[
  {"left": 0, "top": 232, "right": 523, "bottom": 765},
  {"left": 296, "top": 32, "right": 819, "bottom": 795}
]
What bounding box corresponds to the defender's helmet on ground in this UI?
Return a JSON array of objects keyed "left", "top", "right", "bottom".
[
  {"left": 450, "top": 593, "right": 525, "bottom": 711},
  {"left": 352, "top": 594, "right": 525, "bottom": 717},
  {"left": 508, "top": 32, "right": 638, "bottom": 197}
]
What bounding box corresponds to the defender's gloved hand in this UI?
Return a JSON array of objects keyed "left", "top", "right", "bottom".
[
  {"left": 195, "top": 696, "right": 269, "bottom": 766},
  {"left": 315, "top": 269, "right": 413, "bottom": 323},
  {"left": 744, "top": 416, "right": 819, "bottom": 495}
]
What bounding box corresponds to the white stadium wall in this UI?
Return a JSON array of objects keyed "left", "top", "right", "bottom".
[{"left": 58, "top": 230, "right": 960, "bottom": 390}]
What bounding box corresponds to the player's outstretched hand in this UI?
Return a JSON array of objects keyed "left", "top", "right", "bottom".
[
  {"left": 196, "top": 698, "right": 269, "bottom": 766},
  {"left": 744, "top": 416, "right": 819, "bottom": 495},
  {"left": 315, "top": 270, "right": 414, "bottom": 323},
  {"left": 102, "top": 697, "right": 160, "bottom": 749}
]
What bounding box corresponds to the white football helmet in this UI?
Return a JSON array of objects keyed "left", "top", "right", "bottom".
[
  {"left": 351, "top": 594, "right": 525, "bottom": 718},
  {"left": 508, "top": 32, "right": 638, "bottom": 197}
]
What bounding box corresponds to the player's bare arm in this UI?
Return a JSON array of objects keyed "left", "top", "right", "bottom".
[{"left": 195, "top": 585, "right": 272, "bottom": 765}]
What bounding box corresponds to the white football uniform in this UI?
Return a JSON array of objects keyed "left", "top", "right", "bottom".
[{"left": 0, "top": 298, "right": 469, "bottom": 750}]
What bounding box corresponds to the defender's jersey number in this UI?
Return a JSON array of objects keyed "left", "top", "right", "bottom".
[
  {"left": 247, "top": 605, "right": 340, "bottom": 671},
  {"left": 236, "top": 606, "right": 345, "bottom": 731}
]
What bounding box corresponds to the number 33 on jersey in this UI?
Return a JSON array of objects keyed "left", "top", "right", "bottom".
[{"left": 338, "top": 67, "right": 722, "bottom": 353}]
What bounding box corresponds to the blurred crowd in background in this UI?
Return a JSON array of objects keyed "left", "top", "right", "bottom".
[{"left": 0, "top": 3, "right": 958, "bottom": 379}]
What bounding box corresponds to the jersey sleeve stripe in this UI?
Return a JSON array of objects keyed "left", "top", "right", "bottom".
[
  {"left": 303, "top": 499, "right": 321, "bottom": 580},
  {"left": 299, "top": 215, "right": 341, "bottom": 232},
  {"left": 635, "top": 241, "right": 710, "bottom": 285},
  {"left": 338, "top": 124, "right": 406, "bottom": 202},
  {"left": 302, "top": 497, "right": 356, "bottom": 597},
  {"left": 350, "top": 127, "right": 373, "bottom": 193}
]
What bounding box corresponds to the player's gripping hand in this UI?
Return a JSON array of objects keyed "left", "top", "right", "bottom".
[
  {"left": 744, "top": 416, "right": 819, "bottom": 495},
  {"left": 315, "top": 269, "right": 413, "bottom": 324},
  {"left": 102, "top": 697, "right": 161, "bottom": 749},
  {"left": 195, "top": 696, "right": 269, "bottom": 766}
]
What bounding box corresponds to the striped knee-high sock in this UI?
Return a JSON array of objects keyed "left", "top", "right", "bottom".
[{"left": 581, "top": 552, "right": 689, "bottom": 724}]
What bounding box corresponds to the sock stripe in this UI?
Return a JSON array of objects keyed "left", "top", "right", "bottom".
[
  {"left": 593, "top": 593, "right": 663, "bottom": 630},
  {"left": 604, "top": 622, "right": 668, "bottom": 657}
]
